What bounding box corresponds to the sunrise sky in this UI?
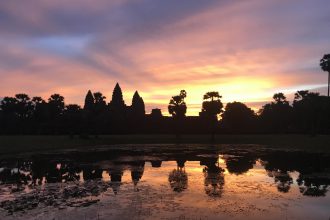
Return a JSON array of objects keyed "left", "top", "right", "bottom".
[{"left": 1, "top": 0, "right": 329, "bottom": 115}]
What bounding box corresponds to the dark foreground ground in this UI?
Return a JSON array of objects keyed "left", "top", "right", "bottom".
[{"left": 0, "top": 134, "right": 330, "bottom": 155}]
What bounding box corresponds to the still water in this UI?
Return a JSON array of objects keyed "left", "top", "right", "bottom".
[{"left": 0, "top": 145, "right": 329, "bottom": 219}]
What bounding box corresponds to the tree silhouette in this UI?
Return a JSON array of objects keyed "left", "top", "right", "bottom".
[
  {"left": 2, "top": 82, "right": 330, "bottom": 135},
  {"left": 201, "top": 91, "right": 223, "bottom": 140},
  {"left": 320, "top": 54, "right": 330, "bottom": 96},
  {"left": 31, "top": 96, "right": 45, "bottom": 105},
  {"left": 48, "top": 94, "right": 65, "bottom": 117},
  {"left": 31, "top": 97, "right": 48, "bottom": 131},
  {"left": 168, "top": 90, "right": 187, "bottom": 138},
  {"left": 63, "top": 104, "right": 82, "bottom": 136},
  {"left": 1, "top": 97, "right": 18, "bottom": 115},
  {"left": 259, "top": 93, "right": 292, "bottom": 133},
  {"left": 14, "top": 94, "right": 33, "bottom": 119},
  {"left": 273, "top": 93, "right": 288, "bottom": 104},
  {"left": 220, "top": 102, "right": 256, "bottom": 133},
  {"left": 93, "top": 92, "right": 107, "bottom": 110},
  {"left": 292, "top": 90, "right": 329, "bottom": 134},
  {"left": 168, "top": 90, "right": 187, "bottom": 118},
  {"left": 202, "top": 92, "right": 223, "bottom": 116}
]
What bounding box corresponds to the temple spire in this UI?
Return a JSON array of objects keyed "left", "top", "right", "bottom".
[
  {"left": 84, "top": 90, "right": 94, "bottom": 111},
  {"left": 131, "top": 90, "right": 145, "bottom": 116}
]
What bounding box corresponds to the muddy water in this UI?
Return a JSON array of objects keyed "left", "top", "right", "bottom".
[{"left": 0, "top": 145, "right": 329, "bottom": 219}]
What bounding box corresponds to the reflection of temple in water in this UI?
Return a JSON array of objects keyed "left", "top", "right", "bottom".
[
  {"left": 108, "top": 166, "right": 124, "bottom": 195},
  {"left": 1, "top": 149, "right": 330, "bottom": 197},
  {"left": 150, "top": 160, "right": 162, "bottom": 168},
  {"left": 130, "top": 161, "right": 145, "bottom": 191}
]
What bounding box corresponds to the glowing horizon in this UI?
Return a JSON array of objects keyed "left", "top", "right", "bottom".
[{"left": 0, "top": 0, "right": 329, "bottom": 115}]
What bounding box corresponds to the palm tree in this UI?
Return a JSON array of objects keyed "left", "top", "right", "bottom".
[
  {"left": 168, "top": 90, "right": 187, "bottom": 139},
  {"left": 320, "top": 54, "right": 330, "bottom": 96},
  {"left": 202, "top": 92, "right": 223, "bottom": 115},
  {"left": 48, "top": 94, "right": 65, "bottom": 117},
  {"left": 201, "top": 91, "right": 223, "bottom": 140},
  {"left": 273, "top": 93, "right": 288, "bottom": 104}
]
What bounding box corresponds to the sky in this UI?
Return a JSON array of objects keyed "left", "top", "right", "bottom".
[{"left": 0, "top": 0, "right": 330, "bottom": 115}]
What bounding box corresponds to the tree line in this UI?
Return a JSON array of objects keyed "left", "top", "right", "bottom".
[
  {"left": 1, "top": 54, "right": 329, "bottom": 136},
  {"left": 1, "top": 87, "right": 330, "bottom": 135}
]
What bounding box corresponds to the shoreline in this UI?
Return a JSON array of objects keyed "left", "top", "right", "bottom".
[{"left": 1, "top": 134, "right": 330, "bottom": 155}]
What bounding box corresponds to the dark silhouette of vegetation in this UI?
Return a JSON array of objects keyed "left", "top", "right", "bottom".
[
  {"left": 200, "top": 92, "right": 223, "bottom": 140},
  {"left": 168, "top": 90, "right": 187, "bottom": 138},
  {"left": 259, "top": 93, "right": 293, "bottom": 133},
  {"left": 320, "top": 54, "right": 330, "bottom": 96},
  {"left": 1, "top": 83, "right": 330, "bottom": 135},
  {"left": 168, "top": 90, "right": 187, "bottom": 118},
  {"left": 220, "top": 102, "right": 256, "bottom": 133}
]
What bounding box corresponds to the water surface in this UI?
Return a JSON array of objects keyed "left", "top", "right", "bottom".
[{"left": 0, "top": 145, "right": 329, "bottom": 219}]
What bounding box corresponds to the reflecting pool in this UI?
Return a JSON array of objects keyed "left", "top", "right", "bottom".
[{"left": 0, "top": 145, "right": 329, "bottom": 219}]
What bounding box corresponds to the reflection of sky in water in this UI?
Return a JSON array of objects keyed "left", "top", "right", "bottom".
[
  {"left": 89, "top": 157, "right": 330, "bottom": 219},
  {"left": 0, "top": 152, "right": 330, "bottom": 219}
]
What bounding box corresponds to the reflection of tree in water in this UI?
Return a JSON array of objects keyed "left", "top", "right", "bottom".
[
  {"left": 82, "top": 167, "right": 102, "bottom": 181},
  {"left": 168, "top": 160, "right": 188, "bottom": 192},
  {"left": 297, "top": 175, "right": 330, "bottom": 197},
  {"left": 261, "top": 151, "right": 330, "bottom": 196},
  {"left": 61, "top": 163, "right": 81, "bottom": 182},
  {"left": 0, "top": 167, "right": 30, "bottom": 192},
  {"left": 45, "top": 162, "right": 62, "bottom": 183},
  {"left": 31, "top": 159, "right": 46, "bottom": 185},
  {"left": 267, "top": 170, "right": 293, "bottom": 193},
  {"left": 203, "top": 161, "right": 225, "bottom": 198},
  {"left": 44, "top": 162, "right": 82, "bottom": 183},
  {"left": 225, "top": 154, "right": 256, "bottom": 175},
  {"left": 0, "top": 161, "right": 31, "bottom": 186},
  {"left": 0, "top": 160, "right": 82, "bottom": 187}
]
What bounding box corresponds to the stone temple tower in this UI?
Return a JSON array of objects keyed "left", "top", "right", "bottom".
[
  {"left": 131, "top": 91, "right": 145, "bottom": 117},
  {"left": 109, "top": 83, "right": 126, "bottom": 113}
]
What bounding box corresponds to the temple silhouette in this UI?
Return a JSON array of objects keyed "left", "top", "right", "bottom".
[
  {"left": 84, "top": 83, "right": 145, "bottom": 119},
  {"left": 1, "top": 82, "right": 330, "bottom": 135}
]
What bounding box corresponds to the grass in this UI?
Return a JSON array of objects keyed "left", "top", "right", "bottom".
[{"left": 0, "top": 134, "right": 330, "bottom": 155}]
